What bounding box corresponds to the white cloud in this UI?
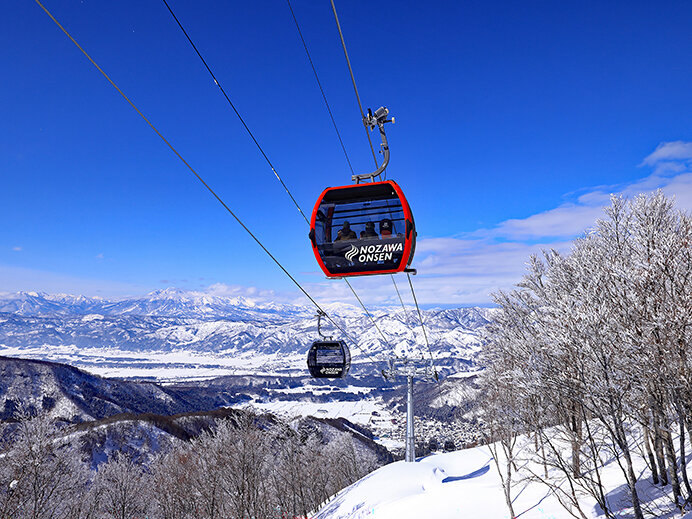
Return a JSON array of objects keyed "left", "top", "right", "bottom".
[
  {"left": 476, "top": 142, "right": 692, "bottom": 243},
  {"left": 95, "top": 253, "right": 104, "bottom": 260},
  {"left": 641, "top": 141, "right": 692, "bottom": 166},
  {"left": 304, "top": 239, "right": 573, "bottom": 306},
  {"left": 491, "top": 204, "right": 605, "bottom": 240},
  {"left": 204, "top": 283, "right": 284, "bottom": 303},
  {"left": 12, "top": 246, "right": 22, "bottom": 252}
]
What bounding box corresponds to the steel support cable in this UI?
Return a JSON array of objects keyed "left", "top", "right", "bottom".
[
  {"left": 34, "top": 0, "right": 384, "bottom": 367},
  {"left": 391, "top": 274, "right": 412, "bottom": 330},
  {"left": 407, "top": 272, "right": 438, "bottom": 376},
  {"left": 385, "top": 272, "right": 430, "bottom": 361},
  {"left": 161, "top": 0, "right": 309, "bottom": 225},
  {"left": 161, "top": 0, "right": 396, "bottom": 365},
  {"left": 287, "top": 0, "right": 408, "bottom": 357},
  {"left": 343, "top": 278, "right": 391, "bottom": 352},
  {"left": 329, "top": 0, "right": 379, "bottom": 169},
  {"left": 286, "top": 0, "right": 354, "bottom": 177},
  {"left": 161, "top": 0, "right": 390, "bottom": 363},
  {"left": 291, "top": 2, "right": 403, "bottom": 345},
  {"left": 327, "top": 3, "right": 410, "bottom": 355},
  {"left": 300, "top": 1, "right": 411, "bottom": 356},
  {"left": 389, "top": 274, "right": 428, "bottom": 359},
  {"left": 330, "top": 3, "right": 432, "bottom": 372}
]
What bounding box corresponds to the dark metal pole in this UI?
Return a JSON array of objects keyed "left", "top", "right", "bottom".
[
  {"left": 383, "top": 356, "right": 434, "bottom": 463},
  {"left": 405, "top": 374, "right": 415, "bottom": 462}
]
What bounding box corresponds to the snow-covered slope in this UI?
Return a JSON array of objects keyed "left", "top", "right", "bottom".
[
  {"left": 315, "top": 434, "right": 692, "bottom": 519},
  {"left": 314, "top": 447, "right": 692, "bottom": 519},
  {"left": 315, "top": 448, "right": 504, "bottom": 519}
]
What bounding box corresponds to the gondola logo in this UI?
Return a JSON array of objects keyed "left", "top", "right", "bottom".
[
  {"left": 345, "top": 242, "right": 403, "bottom": 263},
  {"left": 345, "top": 245, "right": 359, "bottom": 261}
]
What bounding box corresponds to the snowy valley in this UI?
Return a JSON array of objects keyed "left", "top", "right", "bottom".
[{"left": 0, "top": 289, "right": 488, "bottom": 455}]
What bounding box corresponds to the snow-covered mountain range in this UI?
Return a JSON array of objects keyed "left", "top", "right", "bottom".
[
  {"left": 0, "top": 288, "right": 306, "bottom": 320},
  {"left": 0, "top": 289, "right": 492, "bottom": 380}
]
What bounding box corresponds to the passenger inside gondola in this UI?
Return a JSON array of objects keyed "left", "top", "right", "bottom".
[
  {"left": 335, "top": 221, "right": 357, "bottom": 241},
  {"left": 379, "top": 218, "right": 393, "bottom": 237},
  {"left": 360, "top": 221, "right": 379, "bottom": 239}
]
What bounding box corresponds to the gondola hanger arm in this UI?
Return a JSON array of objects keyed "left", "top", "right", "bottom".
[
  {"left": 352, "top": 106, "right": 394, "bottom": 183},
  {"left": 316, "top": 310, "right": 332, "bottom": 340}
]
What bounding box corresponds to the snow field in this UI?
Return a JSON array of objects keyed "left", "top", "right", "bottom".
[
  {"left": 0, "top": 344, "right": 308, "bottom": 380},
  {"left": 315, "top": 447, "right": 526, "bottom": 519},
  {"left": 237, "top": 398, "right": 392, "bottom": 427},
  {"left": 315, "top": 426, "right": 692, "bottom": 519}
]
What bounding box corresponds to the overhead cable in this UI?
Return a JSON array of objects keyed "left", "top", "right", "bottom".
[
  {"left": 407, "top": 271, "right": 438, "bottom": 376},
  {"left": 286, "top": 0, "right": 355, "bottom": 177},
  {"left": 329, "top": 0, "right": 379, "bottom": 168},
  {"left": 391, "top": 274, "right": 411, "bottom": 329},
  {"left": 161, "top": 0, "right": 310, "bottom": 225},
  {"left": 326, "top": 1, "right": 422, "bottom": 356},
  {"left": 288, "top": 0, "right": 412, "bottom": 356},
  {"left": 343, "top": 278, "right": 391, "bottom": 351},
  {"left": 160, "top": 0, "right": 391, "bottom": 361},
  {"left": 34, "top": 0, "right": 383, "bottom": 367}
]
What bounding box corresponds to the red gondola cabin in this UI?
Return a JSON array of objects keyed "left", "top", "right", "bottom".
[{"left": 309, "top": 180, "right": 416, "bottom": 278}]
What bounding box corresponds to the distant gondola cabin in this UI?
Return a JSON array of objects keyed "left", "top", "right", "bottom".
[
  {"left": 309, "top": 180, "right": 416, "bottom": 277},
  {"left": 307, "top": 340, "right": 351, "bottom": 379}
]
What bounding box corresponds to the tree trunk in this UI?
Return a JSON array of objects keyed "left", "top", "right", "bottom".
[
  {"left": 643, "top": 425, "right": 659, "bottom": 484},
  {"left": 663, "top": 427, "right": 682, "bottom": 505},
  {"left": 581, "top": 407, "right": 610, "bottom": 517},
  {"left": 684, "top": 410, "right": 692, "bottom": 456},
  {"left": 489, "top": 439, "right": 516, "bottom": 519},
  {"left": 612, "top": 414, "right": 645, "bottom": 519},
  {"left": 503, "top": 460, "right": 516, "bottom": 519},
  {"left": 621, "top": 438, "right": 646, "bottom": 519},
  {"left": 534, "top": 432, "right": 548, "bottom": 479},
  {"left": 653, "top": 416, "right": 669, "bottom": 485},
  {"left": 571, "top": 408, "right": 582, "bottom": 478},
  {"left": 678, "top": 414, "right": 692, "bottom": 505},
  {"left": 541, "top": 438, "right": 548, "bottom": 479}
]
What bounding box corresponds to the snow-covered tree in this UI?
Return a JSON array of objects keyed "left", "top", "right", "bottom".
[
  {"left": 482, "top": 191, "right": 692, "bottom": 518},
  {"left": 92, "top": 453, "right": 149, "bottom": 519},
  {"left": 0, "top": 413, "right": 90, "bottom": 519}
]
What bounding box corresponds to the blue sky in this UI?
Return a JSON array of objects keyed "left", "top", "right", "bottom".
[{"left": 3, "top": 1, "right": 692, "bottom": 306}]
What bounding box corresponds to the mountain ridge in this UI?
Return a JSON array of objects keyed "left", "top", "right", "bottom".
[{"left": 0, "top": 290, "right": 493, "bottom": 380}]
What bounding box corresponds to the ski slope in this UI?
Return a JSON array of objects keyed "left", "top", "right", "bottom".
[
  {"left": 315, "top": 447, "right": 555, "bottom": 519},
  {"left": 315, "top": 441, "right": 692, "bottom": 519}
]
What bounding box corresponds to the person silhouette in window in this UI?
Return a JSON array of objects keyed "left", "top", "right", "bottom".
[
  {"left": 379, "top": 218, "right": 393, "bottom": 237},
  {"left": 335, "top": 221, "right": 357, "bottom": 241},
  {"left": 360, "top": 221, "right": 379, "bottom": 239}
]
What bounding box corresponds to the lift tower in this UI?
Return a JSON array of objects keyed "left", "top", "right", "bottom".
[{"left": 383, "top": 356, "right": 437, "bottom": 462}]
